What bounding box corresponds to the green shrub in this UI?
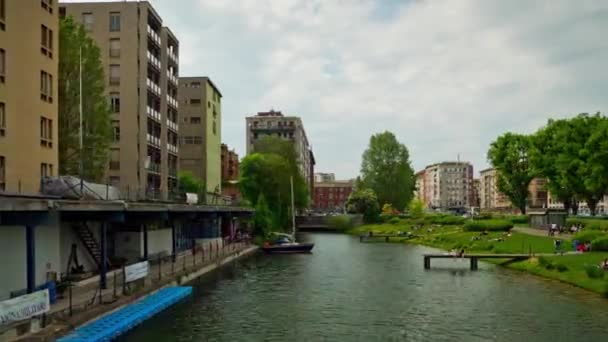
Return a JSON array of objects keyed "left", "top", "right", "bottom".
[
  {"left": 476, "top": 213, "right": 493, "bottom": 220},
  {"left": 388, "top": 217, "right": 401, "bottom": 225},
  {"left": 591, "top": 237, "right": 608, "bottom": 251},
  {"left": 574, "top": 231, "right": 607, "bottom": 243},
  {"left": 463, "top": 219, "right": 513, "bottom": 232},
  {"left": 545, "top": 262, "right": 556, "bottom": 270},
  {"left": 538, "top": 256, "right": 551, "bottom": 267},
  {"left": 507, "top": 215, "right": 529, "bottom": 224},
  {"left": 585, "top": 264, "right": 604, "bottom": 279},
  {"left": 430, "top": 215, "right": 466, "bottom": 225},
  {"left": 326, "top": 215, "right": 354, "bottom": 231},
  {"left": 555, "top": 263, "right": 568, "bottom": 272},
  {"left": 566, "top": 218, "right": 608, "bottom": 231}
]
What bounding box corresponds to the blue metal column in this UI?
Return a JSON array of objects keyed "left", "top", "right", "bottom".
[
  {"left": 25, "top": 225, "right": 36, "bottom": 293},
  {"left": 143, "top": 224, "right": 149, "bottom": 260},
  {"left": 99, "top": 223, "right": 107, "bottom": 289}
]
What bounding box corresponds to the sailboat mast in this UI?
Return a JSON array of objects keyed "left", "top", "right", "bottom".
[
  {"left": 290, "top": 176, "right": 296, "bottom": 236},
  {"left": 79, "top": 46, "right": 84, "bottom": 197}
]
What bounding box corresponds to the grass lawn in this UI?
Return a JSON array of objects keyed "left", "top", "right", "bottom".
[{"left": 350, "top": 221, "right": 608, "bottom": 296}]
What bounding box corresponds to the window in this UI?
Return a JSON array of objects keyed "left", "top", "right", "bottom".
[
  {"left": 41, "top": 0, "right": 53, "bottom": 13},
  {"left": 190, "top": 98, "right": 201, "bottom": 105},
  {"left": 0, "top": 156, "right": 5, "bottom": 190},
  {"left": 109, "top": 176, "right": 120, "bottom": 186},
  {"left": 109, "top": 39, "right": 120, "bottom": 57},
  {"left": 0, "top": 102, "right": 5, "bottom": 136},
  {"left": 112, "top": 121, "right": 120, "bottom": 142},
  {"left": 0, "top": 48, "right": 4, "bottom": 83},
  {"left": 109, "top": 64, "right": 120, "bottom": 85},
  {"left": 194, "top": 136, "right": 202, "bottom": 144},
  {"left": 190, "top": 117, "right": 201, "bottom": 124},
  {"left": 109, "top": 12, "right": 120, "bottom": 31},
  {"left": 41, "top": 163, "right": 53, "bottom": 178},
  {"left": 109, "top": 92, "right": 120, "bottom": 112},
  {"left": 41, "top": 25, "right": 53, "bottom": 58},
  {"left": 40, "top": 71, "right": 53, "bottom": 102},
  {"left": 82, "top": 12, "right": 93, "bottom": 31},
  {"left": 180, "top": 136, "right": 202, "bottom": 145},
  {"left": 0, "top": 0, "right": 5, "bottom": 29},
  {"left": 40, "top": 116, "right": 53, "bottom": 147},
  {"left": 213, "top": 120, "right": 217, "bottom": 135},
  {"left": 190, "top": 81, "right": 200, "bottom": 88}
]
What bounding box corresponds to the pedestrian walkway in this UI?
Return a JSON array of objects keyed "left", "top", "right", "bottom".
[{"left": 512, "top": 226, "right": 573, "bottom": 239}]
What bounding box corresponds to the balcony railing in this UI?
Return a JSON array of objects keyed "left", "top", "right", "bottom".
[
  {"left": 147, "top": 51, "right": 161, "bottom": 69},
  {"left": 167, "top": 119, "right": 178, "bottom": 131},
  {"left": 166, "top": 70, "right": 178, "bottom": 85},
  {"left": 167, "top": 143, "right": 179, "bottom": 154},
  {"left": 146, "top": 163, "right": 161, "bottom": 174},
  {"left": 168, "top": 168, "right": 178, "bottom": 178},
  {"left": 146, "top": 78, "right": 161, "bottom": 96},
  {"left": 167, "top": 49, "right": 178, "bottom": 64},
  {"left": 147, "top": 25, "right": 161, "bottom": 46},
  {"left": 146, "top": 133, "right": 161, "bottom": 147},
  {"left": 146, "top": 106, "right": 161, "bottom": 122},
  {"left": 167, "top": 94, "right": 178, "bottom": 109}
]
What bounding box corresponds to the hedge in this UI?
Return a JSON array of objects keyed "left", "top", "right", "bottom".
[
  {"left": 429, "top": 215, "right": 466, "bottom": 225},
  {"left": 506, "top": 215, "right": 529, "bottom": 224},
  {"left": 566, "top": 218, "right": 608, "bottom": 231},
  {"left": 325, "top": 215, "right": 354, "bottom": 231},
  {"left": 574, "top": 231, "right": 607, "bottom": 243},
  {"left": 591, "top": 236, "right": 608, "bottom": 251},
  {"left": 463, "top": 219, "right": 513, "bottom": 232},
  {"left": 585, "top": 264, "right": 605, "bottom": 279}
]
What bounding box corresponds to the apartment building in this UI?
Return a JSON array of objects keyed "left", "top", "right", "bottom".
[
  {"left": 415, "top": 170, "right": 426, "bottom": 204},
  {"left": 246, "top": 110, "right": 315, "bottom": 196},
  {"left": 422, "top": 162, "right": 473, "bottom": 210},
  {"left": 178, "top": 77, "right": 222, "bottom": 200},
  {"left": 220, "top": 143, "right": 240, "bottom": 202},
  {"left": 0, "top": 0, "right": 58, "bottom": 194},
  {"left": 313, "top": 180, "right": 353, "bottom": 212},
  {"left": 61, "top": 1, "right": 180, "bottom": 200},
  {"left": 479, "top": 168, "right": 512, "bottom": 210},
  {"left": 472, "top": 178, "right": 481, "bottom": 208},
  {"left": 314, "top": 173, "right": 335, "bottom": 183}
]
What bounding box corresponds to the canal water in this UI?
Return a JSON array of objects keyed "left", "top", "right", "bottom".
[{"left": 121, "top": 233, "right": 608, "bottom": 341}]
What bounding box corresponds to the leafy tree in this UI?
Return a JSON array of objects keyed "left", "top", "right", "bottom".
[
  {"left": 253, "top": 194, "right": 273, "bottom": 237},
  {"left": 178, "top": 171, "right": 204, "bottom": 193},
  {"left": 487, "top": 133, "right": 534, "bottom": 214},
  {"left": 382, "top": 203, "right": 395, "bottom": 215},
  {"left": 360, "top": 131, "right": 415, "bottom": 210},
  {"left": 59, "top": 16, "right": 111, "bottom": 182},
  {"left": 346, "top": 189, "right": 381, "bottom": 223},
  {"left": 408, "top": 199, "right": 426, "bottom": 219},
  {"left": 576, "top": 113, "right": 608, "bottom": 215}
]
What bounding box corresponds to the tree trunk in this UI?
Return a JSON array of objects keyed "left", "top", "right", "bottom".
[
  {"left": 563, "top": 199, "right": 571, "bottom": 214},
  {"left": 571, "top": 200, "right": 579, "bottom": 216},
  {"left": 588, "top": 199, "right": 597, "bottom": 217}
]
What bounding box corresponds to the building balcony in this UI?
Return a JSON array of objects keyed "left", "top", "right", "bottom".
[
  {"left": 146, "top": 162, "right": 161, "bottom": 174},
  {"left": 167, "top": 119, "right": 178, "bottom": 132},
  {"left": 147, "top": 25, "right": 161, "bottom": 46},
  {"left": 167, "top": 49, "right": 178, "bottom": 64},
  {"left": 166, "top": 70, "right": 178, "bottom": 86},
  {"left": 167, "top": 94, "right": 178, "bottom": 109},
  {"left": 146, "top": 106, "right": 161, "bottom": 122},
  {"left": 146, "top": 133, "right": 161, "bottom": 147},
  {"left": 146, "top": 78, "right": 161, "bottom": 96},
  {"left": 168, "top": 168, "right": 178, "bottom": 178},
  {"left": 167, "top": 143, "right": 179, "bottom": 154},
  {"left": 147, "top": 51, "right": 161, "bottom": 70}
]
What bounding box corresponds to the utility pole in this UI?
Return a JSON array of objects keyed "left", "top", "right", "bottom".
[{"left": 79, "top": 46, "right": 84, "bottom": 198}]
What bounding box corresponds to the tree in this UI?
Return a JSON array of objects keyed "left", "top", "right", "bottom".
[
  {"left": 253, "top": 194, "right": 273, "bottom": 237},
  {"left": 59, "top": 16, "right": 112, "bottom": 182},
  {"left": 487, "top": 133, "right": 534, "bottom": 214},
  {"left": 178, "top": 171, "right": 204, "bottom": 194},
  {"left": 408, "top": 199, "right": 426, "bottom": 219},
  {"left": 360, "top": 131, "right": 415, "bottom": 210},
  {"left": 346, "top": 189, "right": 381, "bottom": 223}
]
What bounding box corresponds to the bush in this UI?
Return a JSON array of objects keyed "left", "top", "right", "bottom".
[
  {"left": 346, "top": 189, "right": 381, "bottom": 223},
  {"left": 429, "top": 215, "right": 466, "bottom": 225},
  {"left": 507, "top": 215, "right": 529, "bottom": 225},
  {"left": 388, "top": 217, "right": 401, "bottom": 225},
  {"left": 567, "top": 218, "right": 608, "bottom": 231},
  {"left": 555, "top": 263, "right": 568, "bottom": 272},
  {"left": 408, "top": 199, "right": 426, "bottom": 219},
  {"left": 476, "top": 213, "right": 494, "bottom": 220},
  {"left": 574, "top": 231, "right": 607, "bottom": 243},
  {"left": 538, "top": 256, "right": 552, "bottom": 267},
  {"left": 591, "top": 237, "right": 608, "bottom": 251},
  {"left": 326, "top": 215, "right": 354, "bottom": 231},
  {"left": 585, "top": 264, "right": 605, "bottom": 279},
  {"left": 463, "top": 219, "right": 513, "bottom": 232}
]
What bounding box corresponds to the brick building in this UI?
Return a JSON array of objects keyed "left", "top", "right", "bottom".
[
  {"left": 313, "top": 180, "right": 354, "bottom": 212},
  {"left": 221, "top": 143, "right": 240, "bottom": 202}
]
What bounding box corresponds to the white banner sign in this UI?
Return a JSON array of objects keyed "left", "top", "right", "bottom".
[
  {"left": 125, "top": 261, "right": 149, "bottom": 282},
  {"left": 0, "top": 289, "right": 50, "bottom": 326}
]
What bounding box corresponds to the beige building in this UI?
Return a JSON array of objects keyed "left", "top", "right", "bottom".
[
  {"left": 414, "top": 170, "right": 426, "bottom": 204},
  {"left": 314, "top": 173, "right": 335, "bottom": 183},
  {"left": 479, "top": 168, "right": 512, "bottom": 210},
  {"left": 0, "top": 0, "right": 58, "bottom": 194},
  {"left": 246, "top": 110, "right": 315, "bottom": 195},
  {"left": 178, "top": 77, "right": 222, "bottom": 201},
  {"left": 61, "top": 1, "right": 180, "bottom": 200},
  {"left": 422, "top": 162, "right": 473, "bottom": 209}
]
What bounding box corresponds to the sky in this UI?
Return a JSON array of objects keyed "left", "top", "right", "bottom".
[{"left": 64, "top": 0, "right": 608, "bottom": 179}]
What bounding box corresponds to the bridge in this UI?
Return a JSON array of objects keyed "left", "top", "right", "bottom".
[{"left": 423, "top": 253, "right": 532, "bottom": 270}]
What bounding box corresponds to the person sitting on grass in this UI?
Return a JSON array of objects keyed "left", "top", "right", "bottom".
[{"left": 602, "top": 259, "right": 608, "bottom": 270}]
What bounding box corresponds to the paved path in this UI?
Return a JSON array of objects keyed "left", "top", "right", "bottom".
[{"left": 512, "top": 226, "right": 573, "bottom": 240}]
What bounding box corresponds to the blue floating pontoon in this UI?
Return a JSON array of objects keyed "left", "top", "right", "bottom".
[{"left": 58, "top": 286, "right": 192, "bottom": 342}]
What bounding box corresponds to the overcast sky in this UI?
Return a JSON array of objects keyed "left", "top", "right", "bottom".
[{"left": 64, "top": 0, "right": 608, "bottom": 179}]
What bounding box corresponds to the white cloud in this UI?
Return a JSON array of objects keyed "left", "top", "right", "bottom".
[{"left": 64, "top": 0, "right": 608, "bottom": 179}]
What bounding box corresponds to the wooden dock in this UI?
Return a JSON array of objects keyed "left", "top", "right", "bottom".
[{"left": 423, "top": 253, "right": 531, "bottom": 270}]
